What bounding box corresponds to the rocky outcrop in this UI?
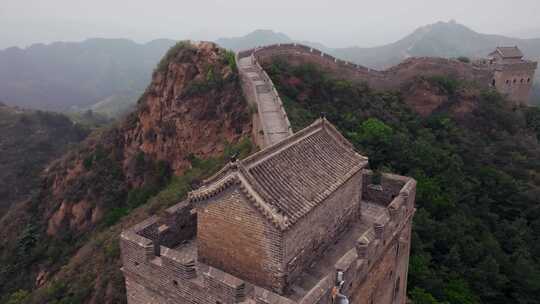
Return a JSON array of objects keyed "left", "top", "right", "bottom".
[
  {"left": 0, "top": 41, "right": 252, "bottom": 302},
  {"left": 38, "top": 42, "right": 252, "bottom": 236},
  {"left": 122, "top": 41, "right": 251, "bottom": 175}
]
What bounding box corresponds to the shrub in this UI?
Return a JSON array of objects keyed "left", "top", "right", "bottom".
[
  {"left": 426, "top": 75, "right": 461, "bottom": 96},
  {"left": 155, "top": 41, "right": 193, "bottom": 73},
  {"left": 102, "top": 207, "right": 129, "bottom": 227},
  {"left": 5, "top": 290, "right": 30, "bottom": 304},
  {"left": 224, "top": 50, "right": 237, "bottom": 72}
]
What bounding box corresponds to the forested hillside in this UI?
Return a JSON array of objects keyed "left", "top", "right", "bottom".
[
  {"left": 0, "top": 42, "right": 253, "bottom": 304},
  {"left": 0, "top": 104, "right": 89, "bottom": 216},
  {"left": 265, "top": 60, "right": 540, "bottom": 304}
]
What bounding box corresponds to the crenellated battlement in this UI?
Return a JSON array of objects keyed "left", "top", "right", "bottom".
[
  {"left": 238, "top": 43, "right": 378, "bottom": 75},
  {"left": 121, "top": 169, "right": 415, "bottom": 304},
  {"left": 121, "top": 119, "right": 415, "bottom": 304}
]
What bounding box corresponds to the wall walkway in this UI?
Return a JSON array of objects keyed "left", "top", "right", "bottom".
[{"left": 238, "top": 54, "right": 293, "bottom": 147}]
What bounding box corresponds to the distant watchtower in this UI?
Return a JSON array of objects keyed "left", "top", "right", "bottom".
[{"left": 488, "top": 46, "right": 537, "bottom": 106}]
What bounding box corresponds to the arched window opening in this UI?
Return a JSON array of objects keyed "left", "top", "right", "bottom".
[
  {"left": 528, "top": 78, "right": 531, "bottom": 83},
  {"left": 514, "top": 79, "right": 517, "bottom": 84},
  {"left": 492, "top": 79, "right": 496, "bottom": 86}
]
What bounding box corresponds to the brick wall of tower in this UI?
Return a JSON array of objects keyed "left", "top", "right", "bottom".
[
  {"left": 197, "top": 186, "right": 285, "bottom": 293},
  {"left": 492, "top": 62, "right": 537, "bottom": 105},
  {"left": 120, "top": 200, "right": 252, "bottom": 304},
  {"left": 124, "top": 275, "right": 169, "bottom": 304},
  {"left": 120, "top": 168, "right": 417, "bottom": 304},
  {"left": 348, "top": 218, "right": 412, "bottom": 304},
  {"left": 283, "top": 172, "right": 363, "bottom": 288}
]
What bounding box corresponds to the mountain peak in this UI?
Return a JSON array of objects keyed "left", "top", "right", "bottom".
[{"left": 216, "top": 29, "right": 292, "bottom": 51}]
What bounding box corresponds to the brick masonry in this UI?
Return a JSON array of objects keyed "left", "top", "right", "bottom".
[
  {"left": 121, "top": 73, "right": 417, "bottom": 304},
  {"left": 121, "top": 168, "right": 416, "bottom": 304},
  {"left": 491, "top": 62, "right": 537, "bottom": 106},
  {"left": 284, "top": 172, "right": 362, "bottom": 286},
  {"left": 197, "top": 186, "right": 285, "bottom": 292}
]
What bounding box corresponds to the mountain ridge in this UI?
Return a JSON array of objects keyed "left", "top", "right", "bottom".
[
  {"left": 0, "top": 38, "right": 177, "bottom": 112},
  {"left": 1, "top": 21, "right": 539, "bottom": 115}
]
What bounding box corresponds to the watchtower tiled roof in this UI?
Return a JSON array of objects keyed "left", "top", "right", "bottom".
[
  {"left": 493, "top": 46, "right": 524, "bottom": 59},
  {"left": 189, "top": 118, "right": 368, "bottom": 230}
]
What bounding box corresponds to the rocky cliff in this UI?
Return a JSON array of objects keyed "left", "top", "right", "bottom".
[{"left": 0, "top": 41, "right": 252, "bottom": 303}]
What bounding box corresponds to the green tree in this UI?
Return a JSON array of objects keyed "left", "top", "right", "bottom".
[
  {"left": 6, "top": 290, "right": 30, "bottom": 304},
  {"left": 410, "top": 288, "right": 441, "bottom": 304}
]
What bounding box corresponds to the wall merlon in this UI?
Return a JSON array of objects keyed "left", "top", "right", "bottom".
[
  {"left": 356, "top": 239, "right": 369, "bottom": 259},
  {"left": 373, "top": 222, "right": 385, "bottom": 240},
  {"left": 202, "top": 265, "right": 248, "bottom": 303},
  {"left": 129, "top": 216, "right": 159, "bottom": 236},
  {"left": 160, "top": 246, "right": 195, "bottom": 266},
  {"left": 121, "top": 231, "right": 153, "bottom": 248}
]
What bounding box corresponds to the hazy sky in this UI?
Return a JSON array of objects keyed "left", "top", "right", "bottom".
[{"left": 1, "top": 0, "right": 539, "bottom": 49}]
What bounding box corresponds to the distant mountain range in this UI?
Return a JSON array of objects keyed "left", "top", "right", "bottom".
[
  {"left": 216, "top": 29, "right": 331, "bottom": 53},
  {"left": 1, "top": 21, "right": 539, "bottom": 114},
  {"left": 0, "top": 38, "right": 176, "bottom": 113},
  {"left": 218, "top": 22, "right": 540, "bottom": 69},
  {"left": 333, "top": 21, "right": 540, "bottom": 69}
]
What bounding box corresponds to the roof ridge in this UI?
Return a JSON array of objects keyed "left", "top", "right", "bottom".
[
  {"left": 321, "top": 118, "right": 368, "bottom": 161},
  {"left": 242, "top": 118, "right": 325, "bottom": 168},
  {"left": 189, "top": 118, "right": 369, "bottom": 230},
  {"left": 189, "top": 167, "right": 291, "bottom": 230}
]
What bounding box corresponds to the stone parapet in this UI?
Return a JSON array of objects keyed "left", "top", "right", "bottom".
[
  {"left": 121, "top": 169, "right": 416, "bottom": 304},
  {"left": 237, "top": 50, "right": 293, "bottom": 147},
  {"left": 238, "top": 43, "right": 384, "bottom": 77},
  {"left": 284, "top": 171, "right": 416, "bottom": 304},
  {"left": 121, "top": 198, "right": 296, "bottom": 304},
  {"left": 253, "top": 57, "right": 293, "bottom": 136},
  {"left": 493, "top": 61, "right": 538, "bottom": 72}
]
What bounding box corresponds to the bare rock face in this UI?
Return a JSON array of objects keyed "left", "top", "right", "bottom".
[
  {"left": 0, "top": 42, "right": 252, "bottom": 302},
  {"left": 122, "top": 41, "right": 250, "bottom": 177},
  {"left": 402, "top": 77, "right": 481, "bottom": 118},
  {"left": 32, "top": 41, "right": 251, "bottom": 237}
]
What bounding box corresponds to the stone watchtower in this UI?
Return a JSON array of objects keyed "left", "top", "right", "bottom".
[
  {"left": 120, "top": 118, "right": 416, "bottom": 304},
  {"left": 488, "top": 46, "right": 537, "bottom": 105}
]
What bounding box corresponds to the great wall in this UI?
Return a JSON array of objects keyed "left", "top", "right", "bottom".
[
  {"left": 238, "top": 43, "right": 536, "bottom": 124},
  {"left": 236, "top": 42, "right": 494, "bottom": 144},
  {"left": 119, "top": 42, "right": 537, "bottom": 304},
  {"left": 237, "top": 53, "right": 293, "bottom": 147},
  {"left": 238, "top": 43, "right": 492, "bottom": 91}
]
